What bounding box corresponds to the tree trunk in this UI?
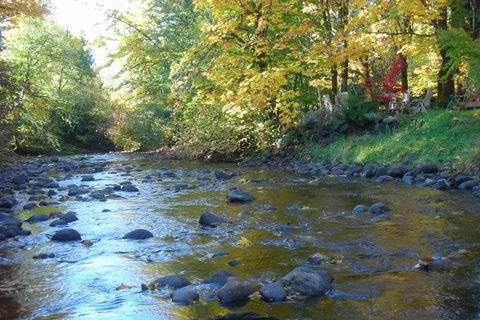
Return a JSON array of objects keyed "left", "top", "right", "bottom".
[
  {"left": 399, "top": 55, "right": 408, "bottom": 92},
  {"left": 341, "top": 60, "right": 348, "bottom": 92},
  {"left": 331, "top": 65, "right": 338, "bottom": 95},
  {"left": 437, "top": 49, "right": 455, "bottom": 107}
]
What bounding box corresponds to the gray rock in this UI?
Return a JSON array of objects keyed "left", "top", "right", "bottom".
[
  {"left": 0, "top": 213, "right": 30, "bottom": 239},
  {"left": 369, "top": 203, "right": 390, "bottom": 215},
  {"left": 376, "top": 175, "right": 395, "bottom": 183},
  {"left": 361, "top": 165, "right": 377, "bottom": 178},
  {"left": 199, "top": 212, "right": 227, "bottom": 227},
  {"left": 217, "top": 277, "right": 255, "bottom": 305},
  {"left": 260, "top": 282, "right": 286, "bottom": 302},
  {"left": 227, "top": 189, "right": 254, "bottom": 203},
  {"left": 352, "top": 204, "right": 367, "bottom": 214},
  {"left": 51, "top": 228, "right": 81, "bottom": 242},
  {"left": 402, "top": 175, "right": 414, "bottom": 185},
  {"left": 416, "top": 163, "right": 439, "bottom": 174},
  {"left": 150, "top": 275, "right": 190, "bottom": 289},
  {"left": 0, "top": 195, "right": 17, "bottom": 209},
  {"left": 215, "top": 313, "right": 278, "bottom": 320},
  {"left": 387, "top": 165, "right": 406, "bottom": 178},
  {"left": 13, "top": 175, "right": 29, "bottom": 185},
  {"left": 203, "top": 270, "right": 234, "bottom": 286},
  {"left": 458, "top": 180, "right": 478, "bottom": 190},
  {"left": 121, "top": 184, "right": 139, "bottom": 192},
  {"left": 171, "top": 287, "right": 199, "bottom": 305},
  {"left": 473, "top": 185, "right": 480, "bottom": 197},
  {"left": 280, "top": 266, "right": 333, "bottom": 297},
  {"left": 433, "top": 179, "right": 450, "bottom": 191},
  {"left": 23, "top": 202, "right": 37, "bottom": 210},
  {"left": 33, "top": 253, "right": 55, "bottom": 259},
  {"left": 215, "top": 169, "right": 236, "bottom": 180},
  {"left": 122, "top": 229, "right": 153, "bottom": 240},
  {"left": 25, "top": 214, "right": 49, "bottom": 223},
  {"left": 81, "top": 175, "right": 95, "bottom": 182}
]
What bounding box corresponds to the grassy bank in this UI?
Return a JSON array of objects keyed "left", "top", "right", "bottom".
[{"left": 305, "top": 110, "right": 480, "bottom": 170}]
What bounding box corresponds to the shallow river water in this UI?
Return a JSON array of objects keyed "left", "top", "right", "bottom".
[{"left": 1, "top": 153, "right": 480, "bottom": 320}]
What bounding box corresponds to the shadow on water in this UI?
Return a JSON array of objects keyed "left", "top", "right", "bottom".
[{"left": 1, "top": 153, "right": 480, "bottom": 319}]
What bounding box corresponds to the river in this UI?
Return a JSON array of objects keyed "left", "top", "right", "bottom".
[{"left": 1, "top": 153, "right": 480, "bottom": 320}]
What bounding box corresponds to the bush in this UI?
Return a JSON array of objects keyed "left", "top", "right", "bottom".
[{"left": 335, "top": 86, "right": 379, "bottom": 128}]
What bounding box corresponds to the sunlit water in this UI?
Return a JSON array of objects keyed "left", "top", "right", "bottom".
[{"left": 1, "top": 153, "right": 480, "bottom": 320}]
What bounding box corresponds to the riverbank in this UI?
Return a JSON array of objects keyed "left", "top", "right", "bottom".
[{"left": 303, "top": 109, "right": 480, "bottom": 173}]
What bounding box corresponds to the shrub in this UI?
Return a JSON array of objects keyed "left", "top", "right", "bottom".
[{"left": 335, "top": 86, "right": 379, "bottom": 128}]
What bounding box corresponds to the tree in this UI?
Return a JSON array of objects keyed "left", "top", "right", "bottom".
[{"left": 2, "top": 17, "right": 111, "bottom": 153}]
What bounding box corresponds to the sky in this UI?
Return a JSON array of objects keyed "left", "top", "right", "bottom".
[{"left": 50, "top": 0, "right": 134, "bottom": 82}]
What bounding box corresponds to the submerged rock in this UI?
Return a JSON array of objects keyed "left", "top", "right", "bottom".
[
  {"left": 203, "top": 270, "right": 234, "bottom": 286},
  {"left": 121, "top": 184, "right": 139, "bottom": 192},
  {"left": 171, "top": 287, "right": 199, "bottom": 305},
  {"left": 122, "top": 229, "right": 153, "bottom": 240},
  {"left": 215, "top": 313, "right": 278, "bottom": 320},
  {"left": 23, "top": 202, "right": 37, "bottom": 210},
  {"left": 227, "top": 189, "right": 254, "bottom": 203},
  {"left": 352, "top": 204, "right": 367, "bottom": 214},
  {"left": 51, "top": 228, "right": 81, "bottom": 242},
  {"left": 280, "top": 266, "right": 333, "bottom": 297},
  {"left": 25, "top": 214, "right": 49, "bottom": 223},
  {"left": 149, "top": 275, "right": 190, "bottom": 289},
  {"left": 199, "top": 212, "right": 227, "bottom": 227},
  {"left": 81, "top": 175, "right": 95, "bottom": 182},
  {"left": 376, "top": 175, "right": 395, "bottom": 183},
  {"left": 217, "top": 277, "right": 255, "bottom": 305},
  {"left": 369, "top": 203, "right": 390, "bottom": 215},
  {"left": 215, "top": 169, "right": 236, "bottom": 180},
  {"left": 33, "top": 253, "right": 55, "bottom": 260},
  {"left": 260, "top": 282, "right": 286, "bottom": 302}
]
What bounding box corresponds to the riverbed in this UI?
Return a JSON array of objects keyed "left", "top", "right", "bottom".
[{"left": 1, "top": 153, "right": 480, "bottom": 320}]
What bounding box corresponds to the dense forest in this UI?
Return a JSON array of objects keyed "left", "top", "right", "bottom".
[{"left": 1, "top": 0, "right": 480, "bottom": 166}]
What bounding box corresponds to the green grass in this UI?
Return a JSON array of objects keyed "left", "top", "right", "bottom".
[{"left": 305, "top": 109, "right": 480, "bottom": 170}]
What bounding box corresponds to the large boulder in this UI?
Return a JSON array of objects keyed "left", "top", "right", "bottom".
[
  {"left": 149, "top": 275, "right": 190, "bottom": 289},
  {"left": 280, "top": 266, "right": 333, "bottom": 297},
  {"left": 227, "top": 189, "right": 254, "bottom": 203},
  {"left": 122, "top": 229, "right": 153, "bottom": 240},
  {"left": 51, "top": 228, "right": 82, "bottom": 242},
  {"left": 260, "top": 282, "right": 287, "bottom": 302},
  {"left": 171, "top": 287, "right": 199, "bottom": 305},
  {"left": 217, "top": 277, "right": 255, "bottom": 305},
  {"left": 199, "top": 212, "right": 228, "bottom": 227}
]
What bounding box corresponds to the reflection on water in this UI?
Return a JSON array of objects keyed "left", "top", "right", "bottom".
[{"left": 1, "top": 153, "right": 480, "bottom": 319}]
